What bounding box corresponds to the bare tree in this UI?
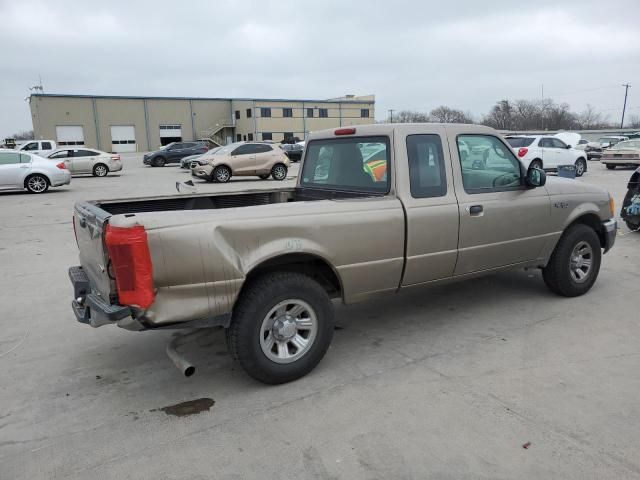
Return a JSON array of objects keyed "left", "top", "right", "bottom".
[
  {"left": 482, "top": 100, "right": 515, "bottom": 130},
  {"left": 576, "top": 104, "right": 609, "bottom": 129},
  {"left": 429, "top": 106, "right": 472, "bottom": 124},
  {"left": 9, "top": 130, "right": 34, "bottom": 140},
  {"left": 388, "top": 110, "right": 430, "bottom": 123},
  {"left": 627, "top": 114, "right": 640, "bottom": 129}
]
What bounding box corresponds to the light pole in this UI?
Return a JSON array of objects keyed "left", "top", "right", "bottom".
[
  {"left": 388, "top": 109, "right": 394, "bottom": 123},
  {"left": 621, "top": 83, "right": 631, "bottom": 129}
]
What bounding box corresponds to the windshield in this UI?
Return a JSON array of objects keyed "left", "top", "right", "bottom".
[
  {"left": 301, "top": 136, "right": 390, "bottom": 193},
  {"left": 612, "top": 140, "right": 640, "bottom": 150},
  {"left": 506, "top": 137, "right": 535, "bottom": 148}
]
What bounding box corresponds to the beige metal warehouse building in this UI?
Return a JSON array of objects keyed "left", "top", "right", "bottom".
[{"left": 29, "top": 93, "right": 375, "bottom": 152}]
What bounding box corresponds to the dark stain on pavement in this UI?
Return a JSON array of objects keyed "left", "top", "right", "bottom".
[{"left": 152, "top": 398, "right": 215, "bottom": 417}]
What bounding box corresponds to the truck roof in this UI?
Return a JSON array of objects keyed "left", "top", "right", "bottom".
[{"left": 306, "top": 123, "right": 497, "bottom": 141}]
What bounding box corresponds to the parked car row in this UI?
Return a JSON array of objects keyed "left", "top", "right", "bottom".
[{"left": 505, "top": 134, "right": 588, "bottom": 177}]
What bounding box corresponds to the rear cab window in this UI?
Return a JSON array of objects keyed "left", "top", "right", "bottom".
[
  {"left": 301, "top": 136, "right": 390, "bottom": 193},
  {"left": 506, "top": 137, "right": 535, "bottom": 148}
]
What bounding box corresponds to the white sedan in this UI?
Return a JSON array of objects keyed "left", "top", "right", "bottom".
[
  {"left": 47, "top": 148, "right": 123, "bottom": 176},
  {"left": 0, "top": 150, "right": 71, "bottom": 193}
]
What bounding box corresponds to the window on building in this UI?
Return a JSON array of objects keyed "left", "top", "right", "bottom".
[
  {"left": 262, "top": 132, "right": 272, "bottom": 141},
  {"left": 246, "top": 108, "right": 252, "bottom": 118},
  {"left": 319, "top": 108, "right": 328, "bottom": 118},
  {"left": 283, "top": 108, "right": 293, "bottom": 118},
  {"left": 261, "top": 108, "right": 271, "bottom": 118},
  {"left": 236, "top": 134, "right": 242, "bottom": 142},
  {"left": 307, "top": 108, "right": 314, "bottom": 118},
  {"left": 235, "top": 110, "right": 240, "bottom": 120},
  {"left": 248, "top": 133, "right": 254, "bottom": 141},
  {"left": 243, "top": 135, "right": 247, "bottom": 141},
  {"left": 361, "top": 109, "right": 370, "bottom": 118}
]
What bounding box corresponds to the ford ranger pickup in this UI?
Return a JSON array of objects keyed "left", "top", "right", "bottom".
[{"left": 69, "top": 124, "right": 617, "bottom": 384}]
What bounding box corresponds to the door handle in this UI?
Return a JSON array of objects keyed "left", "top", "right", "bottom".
[{"left": 467, "top": 205, "right": 484, "bottom": 216}]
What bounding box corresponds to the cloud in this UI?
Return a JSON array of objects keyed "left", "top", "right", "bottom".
[{"left": 1, "top": 0, "right": 639, "bottom": 137}]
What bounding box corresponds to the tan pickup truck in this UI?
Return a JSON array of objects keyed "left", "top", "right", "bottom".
[{"left": 69, "top": 124, "right": 617, "bottom": 384}]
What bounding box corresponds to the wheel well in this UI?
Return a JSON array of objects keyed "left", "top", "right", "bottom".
[
  {"left": 569, "top": 214, "right": 605, "bottom": 248},
  {"left": 24, "top": 173, "right": 50, "bottom": 188},
  {"left": 243, "top": 253, "right": 342, "bottom": 299}
]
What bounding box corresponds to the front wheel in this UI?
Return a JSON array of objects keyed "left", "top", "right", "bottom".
[
  {"left": 227, "top": 272, "right": 334, "bottom": 384},
  {"left": 542, "top": 224, "right": 601, "bottom": 297},
  {"left": 575, "top": 158, "right": 587, "bottom": 177},
  {"left": 152, "top": 156, "right": 166, "bottom": 167},
  {"left": 213, "top": 165, "right": 232, "bottom": 183},
  {"left": 605, "top": 164, "right": 616, "bottom": 170},
  {"left": 271, "top": 163, "right": 288, "bottom": 181}
]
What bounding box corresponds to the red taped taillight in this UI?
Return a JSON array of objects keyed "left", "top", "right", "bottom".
[
  {"left": 517, "top": 147, "right": 528, "bottom": 158},
  {"left": 104, "top": 224, "right": 155, "bottom": 308},
  {"left": 335, "top": 128, "right": 356, "bottom": 136},
  {"left": 56, "top": 162, "right": 66, "bottom": 169}
]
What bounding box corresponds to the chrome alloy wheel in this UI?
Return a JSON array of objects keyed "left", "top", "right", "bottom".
[
  {"left": 272, "top": 164, "right": 287, "bottom": 180},
  {"left": 259, "top": 299, "right": 318, "bottom": 364},
  {"left": 27, "top": 175, "right": 47, "bottom": 192},
  {"left": 569, "top": 240, "right": 593, "bottom": 283}
]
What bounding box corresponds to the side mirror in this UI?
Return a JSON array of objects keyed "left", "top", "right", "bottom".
[
  {"left": 526, "top": 166, "right": 546, "bottom": 188},
  {"left": 566, "top": 144, "right": 572, "bottom": 149}
]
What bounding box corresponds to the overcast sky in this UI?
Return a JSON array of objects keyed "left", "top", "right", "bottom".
[{"left": 1, "top": 0, "right": 639, "bottom": 138}]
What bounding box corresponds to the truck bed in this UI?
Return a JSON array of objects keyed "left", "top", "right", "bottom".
[{"left": 96, "top": 187, "right": 378, "bottom": 215}]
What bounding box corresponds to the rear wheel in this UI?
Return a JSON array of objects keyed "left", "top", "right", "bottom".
[
  {"left": 530, "top": 159, "right": 543, "bottom": 170},
  {"left": 152, "top": 156, "right": 166, "bottom": 167},
  {"left": 271, "top": 163, "right": 288, "bottom": 181},
  {"left": 227, "top": 272, "right": 334, "bottom": 384},
  {"left": 575, "top": 158, "right": 587, "bottom": 177},
  {"left": 258, "top": 174, "right": 270, "bottom": 180},
  {"left": 605, "top": 164, "right": 616, "bottom": 170},
  {"left": 213, "top": 165, "right": 231, "bottom": 183},
  {"left": 542, "top": 224, "right": 601, "bottom": 297},
  {"left": 93, "top": 163, "right": 109, "bottom": 177},
  {"left": 25, "top": 174, "right": 49, "bottom": 194}
]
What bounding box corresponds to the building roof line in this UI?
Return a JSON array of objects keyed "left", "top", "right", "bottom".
[{"left": 30, "top": 93, "right": 375, "bottom": 104}]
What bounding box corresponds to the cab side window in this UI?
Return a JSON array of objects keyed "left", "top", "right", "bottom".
[
  {"left": 457, "top": 135, "right": 522, "bottom": 192},
  {"left": 22, "top": 142, "right": 39, "bottom": 151},
  {"left": 406, "top": 134, "right": 447, "bottom": 198},
  {"left": 41, "top": 142, "right": 52, "bottom": 150}
]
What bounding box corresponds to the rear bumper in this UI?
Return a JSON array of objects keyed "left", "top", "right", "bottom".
[
  {"left": 602, "top": 219, "right": 617, "bottom": 253},
  {"left": 69, "top": 266, "right": 131, "bottom": 328}
]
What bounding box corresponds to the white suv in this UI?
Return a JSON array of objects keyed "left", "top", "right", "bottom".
[{"left": 505, "top": 135, "right": 588, "bottom": 177}]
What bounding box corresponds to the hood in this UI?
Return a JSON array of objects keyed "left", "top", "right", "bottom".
[
  {"left": 554, "top": 132, "right": 581, "bottom": 148},
  {"left": 544, "top": 176, "right": 608, "bottom": 196}
]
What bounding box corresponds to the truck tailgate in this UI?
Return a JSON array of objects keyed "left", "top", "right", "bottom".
[{"left": 73, "top": 202, "right": 113, "bottom": 300}]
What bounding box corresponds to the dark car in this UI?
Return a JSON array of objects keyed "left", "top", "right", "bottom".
[
  {"left": 281, "top": 143, "right": 303, "bottom": 162},
  {"left": 143, "top": 141, "right": 209, "bottom": 167}
]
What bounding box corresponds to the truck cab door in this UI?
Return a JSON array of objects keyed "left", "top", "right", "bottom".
[
  {"left": 451, "top": 133, "right": 551, "bottom": 275},
  {"left": 396, "top": 126, "right": 460, "bottom": 285}
]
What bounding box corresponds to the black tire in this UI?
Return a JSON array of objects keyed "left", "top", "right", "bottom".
[
  {"left": 575, "top": 158, "right": 587, "bottom": 177},
  {"left": 271, "top": 163, "right": 288, "bottom": 181},
  {"left": 152, "top": 156, "right": 166, "bottom": 167},
  {"left": 605, "top": 164, "right": 616, "bottom": 170},
  {"left": 542, "top": 224, "right": 602, "bottom": 297},
  {"left": 213, "top": 165, "right": 232, "bottom": 183},
  {"left": 92, "top": 163, "right": 109, "bottom": 177},
  {"left": 227, "top": 272, "right": 334, "bottom": 384},
  {"left": 625, "top": 220, "right": 640, "bottom": 232},
  {"left": 530, "top": 159, "right": 543, "bottom": 170},
  {"left": 258, "top": 174, "right": 270, "bottom": 180},
  {"left": 25, "top": 174, "right": 49, "bottom": 194}
]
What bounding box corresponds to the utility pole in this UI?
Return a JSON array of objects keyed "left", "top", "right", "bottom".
[
  {"left": 621, "top": 83, "right": 631, "bottom": 129},
  {"left": 388, "top": 109, "right": 394, "bottom": 123},
  {"left": 541, "top": 83, "right": 544, "bottom": 131}
]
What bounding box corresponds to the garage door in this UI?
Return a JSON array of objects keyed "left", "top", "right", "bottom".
[
  {"left": 159, "top": 124, "right": 182, "bottom": 146},
  {"left": 56, "top": 126, "right": 84, "bottom": 146},
  {"left": 111, "top": 125, "right": 137, "bottom": 153}
]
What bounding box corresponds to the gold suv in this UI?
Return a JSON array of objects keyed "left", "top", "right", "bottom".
[{"left": 192, "top": 141, "right": 290, "bottom": 183}]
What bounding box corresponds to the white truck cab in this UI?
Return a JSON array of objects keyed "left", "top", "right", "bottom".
[{"left": 18, "top": 140, "right": 57, "bottom": 157}]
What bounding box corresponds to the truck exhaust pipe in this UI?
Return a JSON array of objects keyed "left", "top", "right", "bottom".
[{"left": 166, "top": 336, "right": 196, "bottom": 377}]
